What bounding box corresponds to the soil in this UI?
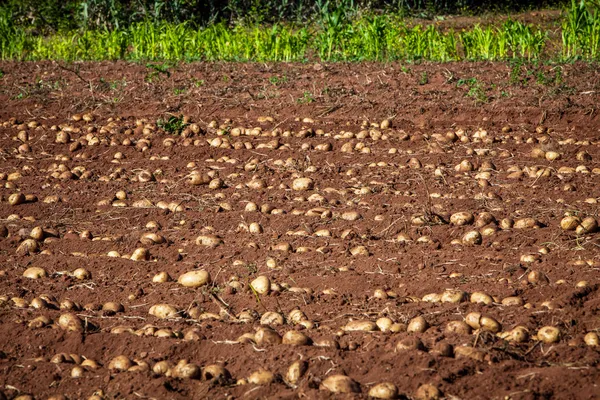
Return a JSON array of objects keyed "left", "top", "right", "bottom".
[{"left": 0, "top": 60, "right": 599, "bottom": 399}]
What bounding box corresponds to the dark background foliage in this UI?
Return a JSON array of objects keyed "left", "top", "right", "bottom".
[{"left": 3, "top": 0, "right": 570, "bottom": 33}]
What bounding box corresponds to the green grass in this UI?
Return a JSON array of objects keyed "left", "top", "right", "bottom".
[{"left": 0, "top": 2, "right": 598, "bottom": 62}]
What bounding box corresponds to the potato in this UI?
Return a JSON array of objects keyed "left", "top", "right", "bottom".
[
  {"left": 70, "top": 267, "right": 90, "bottom": 280},
  {"left": 23, "top": 266, "right": 47, "bottom": 279},
  {"left": 255, "top": 327, "right": 282, "bottom": 345},
  {"left": 560, "top": 216, "right": 580, "bottom": 231},
  {"left": 8, "top": 193, "right": 25, "bottom": 206},
  {"left": 498, "top": 326, "right": 529, "bottom": 343},
  {"left": 203, "top": 364, "right": 231, "bottom": 381},
  {"left": 450, "top": 212, "right": 474, "bottom": 226},
  {"left": 130, "top": 247, "right": 149, "bottom": 261},
  {"left": 343, "top": 320, "right": 377, "bottom": 332},
  {"left": 16, "top": 239, "right": 39, "bottom": 255},
  {"left": 57, "top": 313, "right": 84, "bottom": 332},
  {"left": 470, "top": 292, "right": 493, "bottom": 305},
  {"left": 376, "top": 317, "right": 394, "bottom": 332},
  {"left": 140, "top": 232, "right": 165, "bottom": 245},
  {"left": 441, "top": 289, "right": 466, "bottom": 303},
  {"left": 71, "top": 366, "right": 85, "bottom": 378},
  {"left": 320, "top": 375, "right": 360, "bottom": 394},
  {"left": 292, "top": 177, "right": 314, "bottom": 191},
  {"left": 584, "top": 332, "right": 599, "bottom": 346},
  {"left": 102, "top": 302, "right": 124, "bottom": 313},
  {"left": 407, "top": 316, "right": 429, "bottom": 333},
  {"left": 178, "top": 270, "right": 211, "bottom": 288},
  {"left": 153, "top": 360, "right": 171, "bottom": 375},
  {"left": 414, "top": 384, "right": 442, "bottom": 400},
  {"left": 511, "top": 216, "right": 537, "bottom": 229},
  {"left": 250, "top": 275, "right": 270, "bottom": 294},
  {"left": 108, "top": 355, "right": 133, "bottom": 371},
  {"left": 369, "top": 382, "right": 398, "bottom": 399},
  {"left": 29, "top": 315, "right": 51, "bottom": 329},
  {"left": 462, "top": 230, "right": 482, "bottom": 245},
  {"left": 537, "top": 326, "right": 560, "bottom": 343},
  {"left": 149, "top": 304, "right": 179, "bottom": 319},
  {"left": 445, "top": 321, "right": 472, "bottom": 335},
  {"left": 282, "top": 330, "right": 311, "bottom": 345},
  {"left": 171, "top": 360, "right": 201, "bottom": 379},
  {"left": 196, "top": 234, "right": 223, "bottom": 247},
  {"left": 576, "top": 217, "right": 598, "bottom": 235},
  {"left": 260, "top": 311, "right": 284, "bottom": 326},
  {"left": 454, "top": 346, "right": 485, "bottom": 361},
  {"left": 396, "top": 337, "right": 425, "bottom": 351},
  {"left": 286, "top": 360, "right": 307, "bottom": 385},
  {"left": 247, "top": 369, "right": 275, "bottom": 385},
  {"left": 152, "top": 271, "right": 171, "bottom": 283}
]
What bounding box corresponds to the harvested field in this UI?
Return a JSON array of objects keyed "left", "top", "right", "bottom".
[{"left": 0, "top": 61, "right": 599, "bottom": 399}]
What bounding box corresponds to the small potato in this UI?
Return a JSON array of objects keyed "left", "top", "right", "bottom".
[
  {"left": 260, "top": 311, "right": 284, "bottom": 326},
  {"left": 450, "top": 212, "right": 474, "bottom": 226},
  {"left": 255, "top": 327, "right": 282, "bottom": 345},
  {"left": 396, "top": 337, "right": 425, "bottom": 351},
  {"left": 171, "top": 360, "right": 201, "bottom": 379},
  {"left": 445, "top": 320, "right": 472, "bottom": 335},
  {"left": 470, "top": 292, "right": 493, "bottom": 305},
  {"left": 247, "top": 369, "right": 275, "bottom": 385},
  {"left": 415, "top": 384, "right": 442, "bottom": 400},
  {"left": 8, "top": 193, "right": 25, "bottom": 206},
  {"left": 23, "top": 266, "right": 47, "bottom": 279},
  {"left": 286, "top": 360, "right": 307, "bottom": 385},
  {"left": 441, "top": 289, "right": 466, "bottom": 304},
  {"left": 407, "top": 316, "right": 429, "bottom": 333},
  {"left": 282, "top": 330, "right": 311, "bottom": 346},
  {"left": 57, "top": 313, "right": 84, "bottom": 332},
  {"left": 343, "top": 320, "right": 377, "bottom": 332},
  {"left": 560, "top": 216, "right": 580, "bottom": 231},
  {"left": 376, "top": 317, "right": 393, "bottom": 332},
  {"left": 202, "top": 364, "right": 231, "bottom": 381},
  {"left": 576, "top": 217, "right": 598, "bottom": 235},
  {"left": 71, "top": 366, "right": 85, "bottom": 378},
  {"left": 537, "top": 326, "right": 560, "bottom": 343},
  {"left": 369, "top": 382, "right": 398, "bottom": 399},
  {"left": 149, "top": 304, "right": 179, "bottom": 319},
  {"left": 320, "top": 375, "right": 360, "bottom": 394},
  {"left": 152, "top": 271, "right": 171, "bottom": 283},
  {"left": 584, "top": 332, "right": 599, "bottom": 346},
  {"left": 292, "top": 178, "right": 314, "bottom": 191},
  {"left": 72, "top": 268, "right": 91, "bottom": 280},
  {"left": 153, "top": 360, "right": 171, "bottom": 375},
  {"left": 250, "top": 275, "right": 271, "bottom": 294},
  {"left": 454, "top": 346, "right": 485, "bottom": 361},
  {"left": 195, "top": 234, "right": 223, "bottom": 247},
  {"left": 178, "top": 270, "right": 211, "bottom": 288},
  {"left": 108, "top": 355, "right": 132, "bottom": 371},
  {"left": 130, "top": 248, "right": 149, "bottom": 261},
  {"left": 462, "top": 230, "right": 482, "bottom": 245},
  {"left": 16, "top": 239, "right": 40, "bottom": 256}
]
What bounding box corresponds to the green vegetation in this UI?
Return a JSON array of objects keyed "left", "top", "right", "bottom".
[
  {"left": 0, "top": 1, "right": 598, "bottom": 62},
  {"left": 157, "top": 115, "right": 187, "bottom": 134}
]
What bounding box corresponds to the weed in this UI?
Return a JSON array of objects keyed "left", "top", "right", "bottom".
[
  {"left": 419, "top": 71, "right": 429, "bottom": 85},
  {"left": 269, "top": 75, "right": 288, "bottom": 86},
  {"left": 173, "top": 87, "right": 186, "bottom": 95},
  {"left": 145, "top": 63, "right": 171, "bottom": 82},
  {"left": 157, "top": 114, "right": 187, "bottom": 134},
  {"left": 297, "top": 91, "right": 314, "bottom": 104},
  {"left": 193, "top": 79, "right": 204, "bottom": 87},
  {"left": 457, "top": 77, "right": 488, "bottom": 103},
  {"left": 0, "top": 69, "right": 4, "bottom": 79}
]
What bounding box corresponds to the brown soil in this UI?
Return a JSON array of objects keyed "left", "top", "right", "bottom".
[{"left": 0, "top": 60, "right": 599, "bottom": 399}]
